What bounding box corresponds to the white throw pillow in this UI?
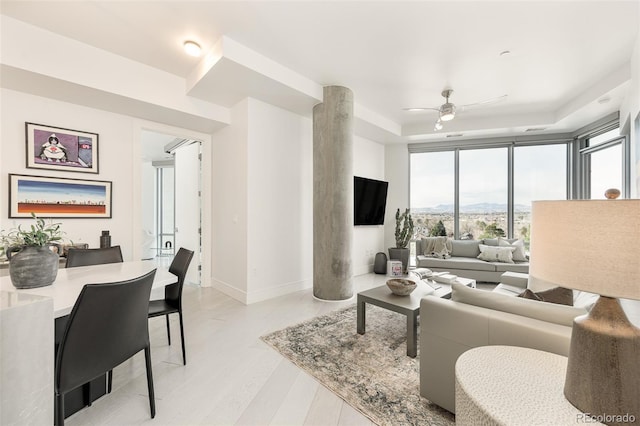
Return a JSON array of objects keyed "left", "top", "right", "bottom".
[
  {"left": 477, "top": 244, "right": 516, "bottom": 263},
  {"left": 498, "top": 237, "right": 528, "bottom": 262}
]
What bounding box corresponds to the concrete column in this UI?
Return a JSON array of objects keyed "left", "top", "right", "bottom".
[{"left": 313, "top": 86, "right": 354, "bottom": 300}]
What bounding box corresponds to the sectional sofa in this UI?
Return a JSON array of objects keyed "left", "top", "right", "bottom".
[
  {"left": 415, "top": 237, "right": 529, "bottom": 283},
  {"left": 418, "top": 272, "right": 597, "bottom": 413}
]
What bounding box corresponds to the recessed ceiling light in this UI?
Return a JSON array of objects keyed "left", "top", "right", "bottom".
[
  {"left": 499, "top": 50, "right": 511, "bottom": 57},
  {"left": 183, "top": 40, "right": 201, "bottom": 57},
  {"left": 598, "top": 97, "right": 611, "bottom": 104}
]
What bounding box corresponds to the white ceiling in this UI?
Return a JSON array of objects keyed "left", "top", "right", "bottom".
[{"left": 1, "top": 1, "right": 638, "bottom": 143}]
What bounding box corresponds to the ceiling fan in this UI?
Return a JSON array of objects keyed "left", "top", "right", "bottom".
[{"left": 403, "top": 89, "right": 507, "bottom": 131}]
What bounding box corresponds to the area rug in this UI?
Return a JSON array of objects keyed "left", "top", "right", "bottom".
[{"left": 261, "top": 305, "right": 454, "bottom": 426}]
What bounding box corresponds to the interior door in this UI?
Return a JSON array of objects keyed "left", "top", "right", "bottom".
[{"left": 174, "top": 142, "right": 201, "bottom": 284}]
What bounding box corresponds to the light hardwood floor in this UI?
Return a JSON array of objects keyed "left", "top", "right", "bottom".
[{"left": 65, "top": 274, "right": 394, "bottom": 426}]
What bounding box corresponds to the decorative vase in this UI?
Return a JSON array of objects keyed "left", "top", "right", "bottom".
[
  {"left": 100, "top": 230, "right": 111, "bottom": 248},
  {"left": 373, "top": 252, "right": 388, "bottom": 274},
  {"left": 388, "top": 247, "right": 409, "bottom": 274},
  {"left": 6, "top": 245, "right": 59, "bottom": 289}
]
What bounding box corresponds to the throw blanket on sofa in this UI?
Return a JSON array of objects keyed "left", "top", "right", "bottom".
[{"left": 421, "top": 236, "right": 452, "bottom": 259}]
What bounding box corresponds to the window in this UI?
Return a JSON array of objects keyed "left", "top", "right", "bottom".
[
  {"left": 410, "top": 140, "right": 569, "bottom": 241},
  {"left": 409, "top": 115, "right": 628, "bottom": 243},
  {"left": 579, "top": 126, "right": 625, "bottom": 199},
  {"left": 513, "top": 144, "right": 567, "bottom": 247},
  {"left": 156, "top": 166, "right": 175, "bottom": 256},
  {"left": 410, "top": 151, "right": 454, "bottom": 238},
  {"left": 459, "top": 148, "right": 508, "bottom": 240},
  {"left": 587, "top": 128, "right": 619, "bottom": 147},
  {"left": 589, "top": 144, "right": 622, "bottom": 199}
]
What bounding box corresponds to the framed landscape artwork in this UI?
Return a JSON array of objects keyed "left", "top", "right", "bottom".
[
  {"left": 25, "top": 122, "right": 99, "bottom": 173},
  {"left": 9, "top": 174, "right": 112, "bottom": 218}
]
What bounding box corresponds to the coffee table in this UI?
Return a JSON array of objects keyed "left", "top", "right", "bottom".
[{"left": 356, "top": 276, "right": 476, "bottom": 357}]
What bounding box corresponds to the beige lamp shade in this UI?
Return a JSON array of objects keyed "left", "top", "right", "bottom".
[{"left": 529, "top": 200, "right": 640, "bottom": 300}]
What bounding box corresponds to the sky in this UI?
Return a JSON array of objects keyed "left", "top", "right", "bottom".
[{"left": 410, "top": 144, "right": 569, "bottom": 209}]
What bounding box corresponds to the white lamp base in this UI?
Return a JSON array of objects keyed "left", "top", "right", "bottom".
[{"left": 564, "top": 296, "right": 640, "bottom": 425}]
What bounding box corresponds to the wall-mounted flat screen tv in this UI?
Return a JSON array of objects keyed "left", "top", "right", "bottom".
[{"left": 354, "top": 176, "right": 388, "bottom": 225}]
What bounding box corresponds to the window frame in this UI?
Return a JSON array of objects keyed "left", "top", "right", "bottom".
[
  {"left": 409, "top": 136, "right": 571, "bottom": 239},
  {"left": 408, "top": 113, "right": 629, "bottom": 239},
  {"left": 577, "top": 132, "right": 628, "bottom": 199}
]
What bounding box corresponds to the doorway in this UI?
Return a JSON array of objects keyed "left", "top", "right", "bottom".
[{"left": 140, "top": 130, "right": 202, "bottom": 285}]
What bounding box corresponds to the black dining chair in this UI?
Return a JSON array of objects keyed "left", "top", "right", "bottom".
[
  {"left": 148, "top": 247, "right": 194, "bottom": 365},
  {"left": 55, "top": 269, "right": 157, "bottom": 426},
  {"left": 60, "top": 245, "right": 125, "bottom": 394},
  {"left": 65, "top": 246, "right": 123, "bottom": 268}
]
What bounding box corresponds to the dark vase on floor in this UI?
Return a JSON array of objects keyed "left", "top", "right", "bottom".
[
  {"left": 388, "top": 247, "right": 409, "bottom": 274},
  {"left": 7, "top": 245, "right": 59, "bottom": 288},
  {"left": 373, "top": 252, "right": 388, "bottom": 274}
]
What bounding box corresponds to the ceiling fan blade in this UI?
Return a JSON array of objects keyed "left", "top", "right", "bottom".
[
  {"left": 402, "top": 107, "right": 441, "bottom": 112},
  {"left": 458, "top": 94, "right": 508, "bottom": 110}
]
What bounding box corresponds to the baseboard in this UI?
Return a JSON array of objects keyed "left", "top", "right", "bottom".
[
  {"left": 353, "top": 264, "right": 374, "bottom": 276},
  {"left": 245, "top": 278, "right": 312, "bottom": 304},
  {"left": 211, "top": 278, "right": 248, "bottom": 304},
  {"left": 211, "top": 277, "right": 313, "bottom": 305}
]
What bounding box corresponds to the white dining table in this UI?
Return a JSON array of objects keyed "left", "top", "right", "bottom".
[
  {"left": 0, "top": 259, "right": 178, "bottom": 423},
  {"left": 0, "top": 260, "right": 177, "bottom": 318}
]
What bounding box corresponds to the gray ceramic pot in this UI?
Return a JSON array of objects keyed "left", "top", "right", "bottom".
[{"left": 7, "top": 245, "right": 59, "bottom": 289}]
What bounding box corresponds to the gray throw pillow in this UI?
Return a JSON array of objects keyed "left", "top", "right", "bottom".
[
  {"left": 450, "top": 240, "right": 481, "bottom": 258},
  {"left": 451, "top": 283, "right": 586, "bottom": 326},
  {"left": 518, "top": 287, "right": 574, "bottom": 306}
]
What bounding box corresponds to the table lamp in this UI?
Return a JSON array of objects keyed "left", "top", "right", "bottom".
[{"left": 529, "top": 199, "right": 640, "bottom": 424}]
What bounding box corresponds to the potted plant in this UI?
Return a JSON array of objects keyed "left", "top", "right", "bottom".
[
  {"left": 388, "top": 208, "right": 414, "bottom": 273},
  {"left": 0, "top": 213, "right": 64, "bottom": 289}
]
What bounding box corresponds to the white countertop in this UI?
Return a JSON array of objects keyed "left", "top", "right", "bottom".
[{"left": 0, "top": 260, "right": 177, "bottom": 317}]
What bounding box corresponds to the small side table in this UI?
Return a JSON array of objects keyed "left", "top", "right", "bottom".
[{"left": 455, "top": 346, "right": 604, "bottom": 425}]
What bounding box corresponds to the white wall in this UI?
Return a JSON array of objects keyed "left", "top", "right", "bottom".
[
  {"left": 211, "top": 99, "right": 249, "bottom": 299},
  {"left": 1, "top": 87, "right": 389, "bottom": 305},
  {"left": 384, "top": 143, "right": 410, "bottom": 251},
  {"left": 210, "top": 98, "right": 387, "bottom": 303},
  {"left": 211, "top": 98, "right": 313, "bottom": 304},
  {"left": 0, "top": 89, "right": 137, "bottom": 258},
  {"left": 619, "top": 9, "right": 639, "bottom": 198},
  {"left": 627, "top": 18, "right": 640, "bottom": 198},
  {"left": 352, "top": 135, "right": 386, "bottom": 275},
  {"left": 245, "top": 98, "right": 313, "bottom": 303},
  {"left": 140, "top": 160, "right": 156, "bottom": 259}
]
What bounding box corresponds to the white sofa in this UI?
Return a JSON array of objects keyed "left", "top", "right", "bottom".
[
  {"left": 415, "top": 238, "right": 529, "bottom": 283},
  {"left": 419, "top": 272, "right": 597, "bottom": 413}
]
